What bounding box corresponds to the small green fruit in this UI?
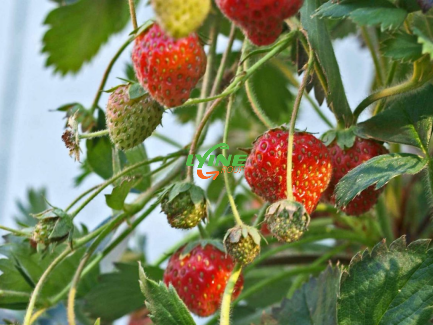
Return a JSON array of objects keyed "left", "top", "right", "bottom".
[
  {"left": 160, "top": 182, "right": 208, "bottom": 229},
  {"left": 265, "top": 200, "right": 310, "bottom": 243},
  {"left": 224, "top": 225, "right": 261, "bottom": 266}
]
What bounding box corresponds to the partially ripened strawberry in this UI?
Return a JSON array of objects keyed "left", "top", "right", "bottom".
[
  {"left": 244, "top": 128, "right": 332, "bottom": 215},
  {"left": 151, "top": 0, "right": 211, "bottom": 39},
  {"left": 106, "top": 85, "right": 164, "bottom": 151},
  {"left": 160, "top": 182, "right": 208, "bottom": 229},
  {"left": 215, "top": 0, "right": 304, "bottom": 46},
  {"left": 132, "top": 23, "right": 207, "bottom": 108},
  {"left": 322, "top": 137, "right": 388, "bottom": 216},
  {"left": 163, "top": 242, "right": 244, "bottom": 317},
  {"left": 224, "top": 225, "right": 261, "bottom": 265}
]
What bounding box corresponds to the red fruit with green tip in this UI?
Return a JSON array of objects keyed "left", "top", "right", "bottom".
[
  {"left": 322, "top": 137, "right": 389, "bottom": 216},
  {"left": 132, "top": 23, "right": 207, "bottom": 108},
  {"left": 244, "top": 128, "right": 332, "bottom": 215},
  {"left": 163, "top": 243, "right": 244, "bottom": 317},
  {"left": 215, "top": 0, "right": 304, "bottom": 46}
]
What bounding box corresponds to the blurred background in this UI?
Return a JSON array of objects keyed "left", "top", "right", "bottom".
[{"left": 0, "top": 0, "right": 374, "bottom": 324}]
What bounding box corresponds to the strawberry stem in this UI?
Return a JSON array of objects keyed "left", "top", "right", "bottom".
[
  {"left": 360, "top": 26, "right": 385, "bottom": 87},
  {"left": 128, "top": 0, "right": 138, "bottom": 30},
  {"left": 373, "top": 61, "right": 398, "bottom": 115},
  {"left": 90, "top": 37, "right": 134, "bottom": 114},
  {"left": 0, "top": 225, "right": 29, "bottom": 237},
  {"left": 223, "top": 96, "right": 244, "bottom": 226},
  {"left": 219, "top": 263, "right": 242, "bottom": 325},
  {"left": 286, "top": 36, "right": 315, "bottom": 201},
  {"left": 78, "top": 129, "right": 109, "bottom": 140}
]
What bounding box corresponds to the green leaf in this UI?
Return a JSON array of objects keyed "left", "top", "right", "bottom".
[
  {"left": 301, "top": 0, "right": 353, "bottom": 126},
  {"left": 338, "top": 236, "right": 433, "bottom": 325},
  {"left": 84, "top": 263, "right": 163, "bottom": 322},
  {"left": 0, "top": 240, "right": 99, "bottom": 310},
  {"left": 138, "top": 263, "right": 196, "bottom": 325},
  {"left": 414, "top": 27, "right": 433, "bottom": 59},
  {"left": 42, "top": 0, "right": 131, "bottom": 75},
  {"left": 105, "top": 177, "right": 141, "bottom": 210},
  {"left": 272, "top": 265, "right": 340, "bottom": 325},
  {"left": 86, "top": 137, "right": 113, "bottom": 179},
  {"left": 124, "top": 144, "right": 152, "bottom": 192},
  {"left": 335, "top": 154, "right": 428, "bottom": 207},
  {"left": 315, "top": 0, "right": 408, "bottom": 31},
  {"left": 381, "top": 33, "right": 423, "bottom": 62},
  {"left": 356, "top": 84, "right": 433, "bottom": 152}
]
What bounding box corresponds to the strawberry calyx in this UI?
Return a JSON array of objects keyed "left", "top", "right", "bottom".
[
  {"left": 179, "top": 239, "right": 225, "bottom": 259},
  {"left": 322, "top": 126, "right": 357, "bottom": 150}
]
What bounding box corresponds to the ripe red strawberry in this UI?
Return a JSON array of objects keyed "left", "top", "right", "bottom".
[
  {"left": 163, "top": 243, "right": 244, "bottom": 317},
  {"left": 215, "top": 0, "right": 304, "bottom": 46},
  {"left": 322, "top": 137, "right": 388, "bottom": 216},
  {"left": 244, "top": 129, "right": 332, "bottom": 215},
  {"left": 132, "top": 23, "right": 207, "bottom": 108}
]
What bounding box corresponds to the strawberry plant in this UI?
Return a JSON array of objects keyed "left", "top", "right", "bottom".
[{"left": 2, "top": 0, "right": 433, "bottom": 324}]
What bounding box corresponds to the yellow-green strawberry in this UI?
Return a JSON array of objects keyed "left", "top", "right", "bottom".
[
  {"left": 224, "top": 225, "right": 261, "bottom": 265},
  {"left": 106, "top": 85, "right": 164, "bottom": 151},
  {"left": 265, "top": 200, "right": 310, "bottom": 243},
  {"left": 151, "top": 0, "right": 211, "bottom": 39},
  {"left": 160, "top": 182, "right": 208, "bottom": 229}
]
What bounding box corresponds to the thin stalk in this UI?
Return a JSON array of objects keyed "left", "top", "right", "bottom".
[
  {"left": 196, "top": 21, "right": 219, "bottom": 125},
  {"left": 287, "top": 43, "right": 315, "bottom": 201},
  {"left": 272, "top": 58, "right": 333, "bottom": 128},
  {"left": 65, "top": 184, "right": 101, "bottom": 212},
  {"left": 177, "top": 31, "right": 296, "bottom": 109},
  {"left": 373, "top": 61, "right": 398, "bottom": 115},
  {"left": 90, "top": 37, "right": 134, "bottom": 114},
  {"left": 0, "top": 225, "right": 29, "bottom": 237},
  {"left": 361, "top": 27, "right": 385, "bottom": 87},
  {"left": 23, "top": 248, "right": 71, "bottom": 325},
  {"left": 206, "top": 264, "right": 324, "bottom": 325},
  {"left": 128, "top": 0, "right": 138, "bottom": 30},
  {"left": 252, "top": 203, "right": 268, "bottom": 228},
  {"left": 223, "top": 96, "right": 243, "bottom": 225},
  {"left": 47, "top": 167, "right": 180, "bottom": 307},
  {"left": 186, "top": 97, "right": 223, "bottom": 180},
  {"left": 219, "top": 264, "right": 242, "bottom": 325},
  {"left": 70, "top": 150, "right": 186, "bottom": 218},
  {"left": 78, "top": 129, "right": 109, "bottom": 140},
  {"left": 209, "top": 24, "right": 237, "bottom": 100}
]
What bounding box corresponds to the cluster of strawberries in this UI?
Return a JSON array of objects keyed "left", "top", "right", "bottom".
[{"left": 106, "top": 0, "right": 390, "bottom": 320}]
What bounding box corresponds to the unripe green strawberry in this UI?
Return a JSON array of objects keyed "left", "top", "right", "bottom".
[
  {"left": 151, "top": 0, "right": 211, "bottom": 39},
  {"left": 265, "top": 200, "right": 309, "bottom": 243},
  {"left": 224, "top": 225, "right": 261, "bottom": 265},
  {"left": 32, "top": 218, "right": 57, "bottom": 247},
  {"left": 160, "top": 182, "right": 208, "bottom": 229},
  {"left": 106, "top": 85, "right": 164, "bottom": 151}
]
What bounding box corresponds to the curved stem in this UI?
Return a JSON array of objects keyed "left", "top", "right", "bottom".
[
  {"left": 272, "top": 58, "right": 333, "bottom": 128},
  {"left": 90, "top": 37, "right": 134, "bottom": 114},
  {"left": 196, "top": 22, "right": 219, "bottom": 126},
  {"left": 186, "top": 98, "right": 224, "bottom": 180},
  {"left": 373, "top": 61, "right": 398, "bottom": 115},
  {"left": 0, "top": 225, "right": 29, "bottom": 237},
  {"left": 23, "top": 248, "right": 71, "bottom": 325},
  {"left": 78, "top": 129, "right": 109, "bottom": 140},
  {"left": 177, "top": 31, "right": 296, "bottom": 110},
  {"left": 353, "top": 79, "right": 421, "bottom": 122},
  {"left": 223, "top": 96, "right": 243, "bottom": 226},
  {"left": 219, "top": 263, "right": 242, "bottom": 325},
  {"left": 209, "top": 24, "right": 237, "bottom": 100},
  {"left": 128, "top": 0, "right": 138, "bottom": 30},
  {"left": 361, "top": 27, "right": 385, "bottom": 87},
  {"left": 70, "top": 150, "right": 185, "bottom": 218},
  {"left": 287, "top": 42, "right": 315, "bottom": 201},
  {"left": 65, "top": 184, "right": 101, "bottom": 212}
]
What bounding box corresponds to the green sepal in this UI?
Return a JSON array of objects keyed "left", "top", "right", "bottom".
[
  {"left": 223, "top": 225, "right": 261, "bottom": 246},
  {"left": 179, "top": 239, "right": 225, "bottom": 259},
  {"left": 131, "top": 20, "right": 155, "bottom": 38},
  {"left": 322, "top": 127, "right": 357, "bottom": 149},
  {"left": 128, "top": 83, "right": 148, "bottom": 100}
]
